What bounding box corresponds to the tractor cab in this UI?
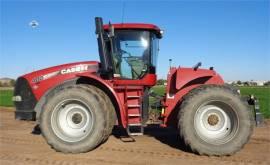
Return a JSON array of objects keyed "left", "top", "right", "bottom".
[{"left": 96, "top": 17, "right": 162, "bottom": 85}]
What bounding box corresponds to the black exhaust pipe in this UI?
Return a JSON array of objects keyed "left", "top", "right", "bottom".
[{"left": 95, "top": 17, "right": 113, "bottom": 78}]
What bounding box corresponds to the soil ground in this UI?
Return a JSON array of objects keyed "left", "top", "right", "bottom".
[{"left": 0, "top": 107, "right": 269, "bottom": 165}]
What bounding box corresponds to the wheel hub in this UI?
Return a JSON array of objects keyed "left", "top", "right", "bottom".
[
  {"left": 72, "top": 113, "right": 83, "bottom": 124},
  {"left": 207, "top": 114, "right": 219, "bottom": 126}
]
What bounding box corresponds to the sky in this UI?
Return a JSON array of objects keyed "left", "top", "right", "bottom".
[{"left": 1, "top": 0, "right": 269, "bottom": 81}]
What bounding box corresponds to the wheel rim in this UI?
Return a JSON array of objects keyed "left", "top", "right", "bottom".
[
  {"left": 194, "top": 100, "right": 239, "bottom": 145},
  {"left": 51, "top": 99, "right": 94, "bottom": 143}
]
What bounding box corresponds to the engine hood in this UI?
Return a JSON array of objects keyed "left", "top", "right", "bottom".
[
  {"left": 21, "top": 61, "right": 99, "bottom": 85},
  {"left": 13, "top": 61, "right": 100, "bottom": 115}
]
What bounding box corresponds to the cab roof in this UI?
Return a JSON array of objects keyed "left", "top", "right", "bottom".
[{"left": 103, "top": 23, "right": 161, "bottom": 33}]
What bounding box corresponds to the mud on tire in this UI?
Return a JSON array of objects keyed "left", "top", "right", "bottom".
[
  {"left": 40, "top": 84, "right": 107, "bottom": 153},
  {"left": 178, "top": 85, "right": 254, "bottom": 156}
]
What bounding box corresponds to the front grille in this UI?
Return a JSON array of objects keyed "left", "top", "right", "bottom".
[{"left": 14, "top": 77, "right": 37, "bottom": 111}]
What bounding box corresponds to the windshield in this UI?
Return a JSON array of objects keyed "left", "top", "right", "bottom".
[{"left": 112, "top": 30, "right": 158, "bottom": 79}]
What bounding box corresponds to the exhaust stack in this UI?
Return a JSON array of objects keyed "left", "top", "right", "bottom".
[{"left": 95, "top": 17, "right": 113, "bottom": 78}]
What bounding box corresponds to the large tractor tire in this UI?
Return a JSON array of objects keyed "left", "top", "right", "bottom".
[
  {"left": 84, "top": 84, "right": 116, "bottom": 142},
  {"left": 40, "top": 84, "right": 108, "bottom": 153},
  {"left": 178, "top": 85, "right": 254, "bottom": 156}
]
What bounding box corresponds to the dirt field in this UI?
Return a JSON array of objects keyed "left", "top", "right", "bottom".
[{"left": 0, "top": 107, "right": 269, "bottom": 165}]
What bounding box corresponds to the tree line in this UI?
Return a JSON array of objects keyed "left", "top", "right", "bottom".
[
  {"left": 156, "top": 79, "right": 270, "bottom": 86},
  {"left": 234, "top": 80, "right": 270, "bottom": 86},
  {"left": 0, "top": 79, "right": 15, "bottom": 87}
]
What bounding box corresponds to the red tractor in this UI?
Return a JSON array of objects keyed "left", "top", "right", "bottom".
[{"left": 13, "top": 17, "right": 255, "bottom": 155}]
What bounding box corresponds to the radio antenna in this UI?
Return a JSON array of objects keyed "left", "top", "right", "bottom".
[{"left": 121, "top": 1, "right": 126, "bottom": 24}]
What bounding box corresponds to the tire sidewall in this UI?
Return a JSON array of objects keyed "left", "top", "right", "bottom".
[
  {"left": 180, "top": 86, "right": 253, "bottom": 155},
  {"left": 40, "top": 85, "right": 106, "bottom": 153}
]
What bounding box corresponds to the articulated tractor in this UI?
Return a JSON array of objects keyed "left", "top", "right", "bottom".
[{"left": 14, "top": 17, "right": 258, "bottom": 155}]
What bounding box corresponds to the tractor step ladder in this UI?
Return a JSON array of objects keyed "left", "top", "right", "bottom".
[
  {"left": 126, "top": 94, "right": 144, "bottom": 136},
  {"left": 114, "top": 85, "right": 144, "bottom": 136}
]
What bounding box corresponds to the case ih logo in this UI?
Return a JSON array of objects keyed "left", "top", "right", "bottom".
[{"left": 61, "top": 65, "right": 88, "bottom": 74}]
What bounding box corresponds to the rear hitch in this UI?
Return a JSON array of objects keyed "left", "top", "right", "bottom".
[{"left": 247, "top": 95, "right": 264, "bottom": 127}]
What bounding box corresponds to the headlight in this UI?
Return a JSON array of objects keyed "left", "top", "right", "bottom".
[{"left": 12, "top": 96, "right": 22, "bottom": 102}]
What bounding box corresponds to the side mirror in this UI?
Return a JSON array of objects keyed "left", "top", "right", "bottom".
[{"left": 157, "top": 30, "right": 164, "bottom": 39}]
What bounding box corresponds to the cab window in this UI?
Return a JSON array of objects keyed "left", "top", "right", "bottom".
[{"left": 113, "top": 31, "right": 150, "bottom": 79}]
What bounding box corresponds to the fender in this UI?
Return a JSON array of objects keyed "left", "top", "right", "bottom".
[
  {"left": 35, "top": 74, "right": 125, "bottom": 126},
  {"left": 163, "top": 67, "right": 224, "bottom": 127},
  {"left": 175, "top": 68, "right": 223, "bottom": 90}
]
